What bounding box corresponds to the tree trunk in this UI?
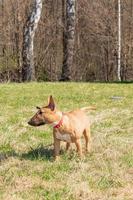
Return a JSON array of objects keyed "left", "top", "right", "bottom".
[
  {"left": 117, "top": 0, "right": 121, "bottom": 81},
  {"left": 61, "top": 0, "right": 76, "bottom": 81},
  {"left": 16, "top": 0, "right": 22, "bottom": 82},
  {"left": 22, "top": 0, "right": 42, "bottom": 81}
]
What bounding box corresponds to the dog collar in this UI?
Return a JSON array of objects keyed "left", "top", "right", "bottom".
[{"left": 53, "top": 115, "right": 63, "bottom": 129}]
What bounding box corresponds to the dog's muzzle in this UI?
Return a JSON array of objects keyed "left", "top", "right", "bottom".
[
  {"left": 28, "top": 120, "right": 45, "bottom": 126},
  {"left": 28, "top": 120, "right": 36, "bottom": 126}
]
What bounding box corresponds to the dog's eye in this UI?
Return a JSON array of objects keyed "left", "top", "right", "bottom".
[{"left": 37, "top": 110, "right": 42, "bottom": 115}]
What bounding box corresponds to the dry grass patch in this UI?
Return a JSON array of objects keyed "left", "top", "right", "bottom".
[{"left": 0, "top": 83, "right": 133, "bottom": 200}]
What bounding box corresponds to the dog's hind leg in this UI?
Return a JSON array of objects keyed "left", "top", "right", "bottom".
[
  {"left": 75, "top": 139, "right": 83, "bottom": 157},
  {"left": 83, "top": 128, "right": 91, "bottom": 153}
]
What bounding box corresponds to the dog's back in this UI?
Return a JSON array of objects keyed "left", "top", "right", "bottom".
[{"left": 63, "top": 109, "right": 90, "bottom": 136}]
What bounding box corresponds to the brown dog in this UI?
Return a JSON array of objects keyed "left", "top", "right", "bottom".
[{"left": 28, "top": 96, "right": 95, "bottom": 160}]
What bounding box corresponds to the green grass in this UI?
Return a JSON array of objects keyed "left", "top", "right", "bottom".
[{"left": 0, "top": 82, "right": 133, "bottom": 200}]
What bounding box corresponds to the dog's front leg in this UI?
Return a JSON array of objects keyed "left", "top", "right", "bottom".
[
  {"left": 66, "top": 142, "right": 70, "bottom": 151},
  {"left": 53, "top": 131, "right": 60, "bottom": 161},
  {"left": 54, "top": 138, "right": 60, "bottom": 161}
]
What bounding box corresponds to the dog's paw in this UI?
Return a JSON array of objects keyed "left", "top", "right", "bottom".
[{"left": 53, "top": 156, "right": 60, "bottom": 162}]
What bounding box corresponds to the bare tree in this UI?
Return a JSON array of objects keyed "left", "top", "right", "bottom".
[
  {"left": 22, "top": 0, "right": 42, "bottom": 81},
  {"left": 0, "top": 0, "right": 133, "bottom": 82},
  {"left": 61, "top": 0, "right": 76, "bottom": 81}
]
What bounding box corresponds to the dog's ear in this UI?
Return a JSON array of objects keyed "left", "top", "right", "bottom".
[{"left": 48, "top": 95, "right": 55, "bottom": 111}]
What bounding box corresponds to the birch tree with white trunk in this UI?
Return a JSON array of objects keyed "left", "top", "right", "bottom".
[
  {"left": 61, "top": 0, "right": 76, "bottom": 81},
  {"left": 22, "top": 0, "right": 42, "bottom": 81}
]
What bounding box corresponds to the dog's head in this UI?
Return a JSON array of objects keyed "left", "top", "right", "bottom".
[{"left": 28, "top": 96, "right": 60, "bottom": 127}]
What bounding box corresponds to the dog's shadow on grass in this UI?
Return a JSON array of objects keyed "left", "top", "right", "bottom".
[
  {"left": 0, "top": 144, "right": 54, "bottom": 163},
  {"left": 21, "top": 144, "right": 54, "bottom": 161}
]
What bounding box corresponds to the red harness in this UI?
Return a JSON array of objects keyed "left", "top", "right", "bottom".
[{"left": 53, "top": 116, "right": 63, "bottom": 129}]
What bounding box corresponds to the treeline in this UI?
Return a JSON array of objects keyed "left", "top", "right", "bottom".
[{"left": 0, "top": 0, "right": 133, "bottom": 82}]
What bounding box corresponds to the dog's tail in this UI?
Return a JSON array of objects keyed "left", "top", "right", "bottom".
[{"left": 80, "top": 106, "right": 96, "bottom": 112}]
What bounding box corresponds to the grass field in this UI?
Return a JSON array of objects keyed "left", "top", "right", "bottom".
[{"left": 0, "top": 82, "right": 133, "bottom": 200}]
